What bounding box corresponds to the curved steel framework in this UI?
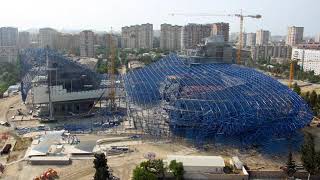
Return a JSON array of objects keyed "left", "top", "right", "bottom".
[{"left": 124, "top": 54, "right": 313, "bottom": 147}]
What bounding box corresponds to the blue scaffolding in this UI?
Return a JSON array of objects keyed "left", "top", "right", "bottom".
[
  {"left": 124, "top": 54, "right": 313, "bottom": 149},
  {"left": 20, "top": 48, "right": 103, "bottom": 102}
]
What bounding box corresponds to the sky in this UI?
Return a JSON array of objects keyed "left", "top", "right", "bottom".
[{"left": 0, "top": 0, "right": 319, "bottom": 36}]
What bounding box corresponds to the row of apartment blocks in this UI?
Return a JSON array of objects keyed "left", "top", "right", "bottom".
[
  {"left": 121, "top": 23, "right": 230, "bottom": 51},
  {"left": 243, "top": 26, "right": 304, "bottom": 47}
]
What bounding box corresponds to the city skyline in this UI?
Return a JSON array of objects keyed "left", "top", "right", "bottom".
[{"left": 0, "top": 0, "right": 319, "bottom": 36}]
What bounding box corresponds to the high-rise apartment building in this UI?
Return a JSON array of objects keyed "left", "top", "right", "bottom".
[
  {"left": 240, "top": 33, "right": 247, "bottom": 47},
  {"left": 121, "top": 23, "right": 153, "bottom": 49},
  {"left": 211, "top": 22, "right": 229, "bottom": 42},
  {"left": 138, "top": 24, "right": 153, "bottom": 49},
  {"left": 54, "top": 33, "right": 80, "bottom": 54},
  {"left": 0, "top": 27, "right": 18, "bottom": 47},
  {"left": 256, "top": 30, "right": 270, "bottom": 45},
  {"left": 181, "top": 23, "right": 212, "bottom": 50},
  {"left": 160, "top": 24, "right": 182, "bottom": 51},
  {"left": 80, "top": 30, "right": 95, "bottom": 57},
  {"left": 246, "top": 33, "right": 256, "bottom": 47},
  {"left": 286, "top": 26, "right": 304, "bottom": 46},
  {"left": 18, "top": 31, "right": 30, "bottom": 49},
  {"left": 106, "top": 34, "right": 119, "bottom": 51},
  {"left": 39, "top": 28, "right": 59, "bottom": 48},
  {"left": 315, "top": 33, "right": 320, "bottom": 43}
]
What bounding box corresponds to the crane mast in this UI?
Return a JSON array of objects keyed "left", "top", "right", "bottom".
[
  {"left": 107, "top": 33, "right": 116, "bottom": 112},
  {"left": 237, "top": 15, "right": 244, "bottom": 64}
]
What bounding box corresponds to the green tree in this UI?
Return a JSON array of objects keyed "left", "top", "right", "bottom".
[
  {"left": 292, "top": 82, "right": 301, "bottom": 95},
  {"left": 169, "top": 160, "right": 184, "bottom": 180},
  {"left": 310, "top": 91, "right": 318, "bottom": 108},
  {"left": 301, "top": 133, "right": 317, "bottom": 175},
  {"left": 93, "top": 153, "right": 112, "bottom": 180},
  {"left": 132, "top": 159, "right": 166, "bottom": 180},
  {"left": 132, "top": 166, "right": 157, "bottom": 180},
  {"left": 302, "top": 91, "right": 311, "bottom": 105},
  {"left": 284, "top": 152, "right": 296, "bottom": 177}
]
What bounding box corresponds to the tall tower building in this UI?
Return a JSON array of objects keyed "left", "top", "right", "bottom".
[
  {"left": 18, "top": 31, "right": 30, "bottom": 49},
  {"left": 246, "top": 33, "right": 256, "bottom": 47},
  {"left": 138, "top": 23, "right": 153, "bottom": 49},
  {"left": 241, "top": 33, "right": 247, "bottom": 47},
  {"left": 316, "top": 33, "right": 320, "bottom": 43},
  {"left": 0, "top": 27, "right": 18, "bottom": 47},
  {"left": 39, "top": 28, "right": 59, "bottom": 48},
  {"left": 286, "top": 26, "right": 304, "bottom": 46},
  {"left": 80, "top": 30, "right": 95, "bottom": 57},
  {"left": 256, "top": 30, "right": 270, "bottom": 45},
  {"left": 121, "top": 23, "right": 153, "bottom": 49},
  {"left": 181, "top": 23, "right": 212, "bottom": 50},
  {"left": 160, "top": 24, "right": 182, "bottom": 51},
  {"left": 211, "top": 22, "right": 229, "bottom": 42}
]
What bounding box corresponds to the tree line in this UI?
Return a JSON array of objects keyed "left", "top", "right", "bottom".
[
  {"left": 292, "top": 82, "right": 320, "bottom": 116},
  {"left": 0, "top": 61, "right": 20, "bottom": 96}
]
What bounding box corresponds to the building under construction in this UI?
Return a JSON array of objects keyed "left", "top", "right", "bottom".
[
  {"left": 20, "top": 48, "right": 313, "bottom": 151},
  {"left": 20, "top": 49, "right": 116, "bottom": 119},
  {"left": 124, "top": 53, "right": 313, "bottom": 150}
]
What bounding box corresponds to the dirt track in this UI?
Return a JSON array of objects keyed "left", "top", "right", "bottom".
[{"left": 0, "top": 95, "right": 21, "bottom": 123}]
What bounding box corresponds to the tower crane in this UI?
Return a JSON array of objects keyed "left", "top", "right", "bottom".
[
  {"left": 170, "top": 12, "right": 261, "bottom": 64},
  {"left": 107, "top": 30, "right": 116, "bottom": 112}
]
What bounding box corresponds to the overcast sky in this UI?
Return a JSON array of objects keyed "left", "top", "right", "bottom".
[{"left": 0, "top": 0, "right": 319, "bottom": 36}]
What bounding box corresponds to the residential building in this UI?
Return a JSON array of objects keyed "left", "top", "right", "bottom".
[
  {"left": 292, "top": 47, "right": 320, "bottom": 75},
  {"left": 39, "top": 28, "right": 59, "bottom": 48},
  {"left": 121, "top": 23, "right": 153, "bottom": 49},
  {"left": 18, "top": 31, "right": 31, "bottom": 49},
  {"left": 296, "top": 43, "right": 320, "bottom": 50},
  {"left": 286, "top": 26, "right": 304, "bottom": 46},
  {"left": 240, "top": 33, "right": 247, "bottom": 47},
  {"left": 105, "top": 33, "right": 119, "bottom": 56},
  {"left": 55, "top": 33, "right": 80, "bottom": 54},
  {"left": 0, "top": 27, "right": 18, "bottom": 47},
  {"left": 153, "top": 36, "right": 160, "bottom": 48},
  {"left": 138, "top": 24, "right": 153, "bottom": 49},
  {"left": 160, "top": 24, "right": 182, "bottom": 51},
  {"left": 256, "top": 30, "right": 270, "bottom": 45},
  {"left": 95, "top": 34, "right": 107, "bottom": 47},
  {"left": 246, "top": 33, "right": 256, "bottom": 47},
  {"left": 211, "top": 22, "right": 229, "bottom": 42},
  {"left": 251, "top": 45, "right": 292, "bottom": 62},
  {"left": 181, "top": 23, "right": 212, "bottom": 50},
  {"left": 80, "top": 30, "right": 95, "bottom": 57},
  {"left": 315, "top": 33, "right": 320, "bottom": 43},
  {"left": 0, "top": 46, "right": 18, "bottom": 63}
]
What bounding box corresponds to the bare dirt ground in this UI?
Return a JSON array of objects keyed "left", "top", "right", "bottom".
[
  {"left": 0, "top": 135, "right": 301, "bottom": 180},
  {"left": 0, "top": 94, "right": 308, "bottom": 180},
  {"left": 0, "top": 95, "right": 21, "bottom": 123}
]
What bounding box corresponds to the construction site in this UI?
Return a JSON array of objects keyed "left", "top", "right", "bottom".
[
  {"left": 0, "top": 10, "right": 317, "bottom": 180},
  {"left": 0, "top": 40, "right": 316, "bottom": 179}
]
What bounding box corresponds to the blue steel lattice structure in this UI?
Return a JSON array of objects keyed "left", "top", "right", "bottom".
[{"left": 124, "top": 54, "right": 313, "bottom": 147}]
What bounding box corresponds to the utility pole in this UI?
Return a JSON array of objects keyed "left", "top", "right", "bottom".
[{"left": 46, "top": 49, "right": 54, "bottom": 121}]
